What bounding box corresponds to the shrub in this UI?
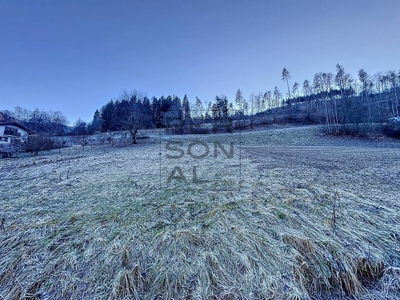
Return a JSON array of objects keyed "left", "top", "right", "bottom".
[
  {"left": 383, "top": 123, "right": 400, "bottom": 139},
  {"left": 0, "top": 139, "right": 23, "bottom": 158},
  {"left": 24, "top": 134, "right": 57, "bottom": 155},
  {"left": 190, "top": 127, "right": 210, "bottom": 134}
]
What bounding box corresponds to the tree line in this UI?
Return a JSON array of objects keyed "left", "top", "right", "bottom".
[
  {"left": 79, "top": 91, "right": 234, "bottom": 143},
  {"left": 1, "top": 107, "right": 68, "bottom": 135},
  {"left": 276, "top": 65, "right": 400, "bottom": 135},
  {"left": 2, "top": 64, "right": 400, "bottom": 145},
  {"left": 84, "top": 64, "right": 399, "bottom": 140}
]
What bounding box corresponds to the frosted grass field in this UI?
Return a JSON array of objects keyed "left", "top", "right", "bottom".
[{"left": 1, "top": 125, "right": 400, "bottom": 299}]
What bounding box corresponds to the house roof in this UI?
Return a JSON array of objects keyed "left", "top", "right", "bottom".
[{"left": 0, "top": 122, "right": 34, "bottom": 134}]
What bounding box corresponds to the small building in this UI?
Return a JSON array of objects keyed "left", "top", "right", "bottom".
[
  {"left": 0, "top": 122, "right": 32, "bottom": 144},
  {"left": 0, "top": 122, "right": 33, "bottom": 158}
]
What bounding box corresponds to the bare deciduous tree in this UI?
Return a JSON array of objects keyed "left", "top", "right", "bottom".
[
  {"left": 120, "top": 91, "right": 149, "bottom": 144},
  {"left": 49, "top": 110, "right": 68, "bottom": 135},
  {"left": 24, "top": 134, "right": 55, "bottom": 155},
  {"left": 335, "top": 64, "right": 354, "bottom": 133}
]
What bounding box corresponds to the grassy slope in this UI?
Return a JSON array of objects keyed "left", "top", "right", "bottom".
[{"left": 1, "top": 125, "right": 400, "bottom": 299}]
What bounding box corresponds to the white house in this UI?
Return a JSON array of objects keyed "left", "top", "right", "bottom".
[{"left": 0, "top": 122, "right": 32, "bottom": 144}]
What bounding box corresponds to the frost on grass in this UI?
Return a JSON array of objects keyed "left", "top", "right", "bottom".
[{"left": 0, "top": 126, "right": 400, "bottom": 299}]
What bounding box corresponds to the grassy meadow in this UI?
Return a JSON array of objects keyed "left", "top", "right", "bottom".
[{"left": 1, "top": 125, "right": 400, "bottom": 299}]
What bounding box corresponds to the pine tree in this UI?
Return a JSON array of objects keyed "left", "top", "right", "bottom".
[
  {"left": 195, "top": 97, "right": 203, "bottom": 120},
  {"left": 182, "top": 94, "right": 191, "bottom": 123},
  {"left": 282, "top": 68, "right": 293, "bottom": 114},
  {"left": 235, "top": 89, "right": 244, "bottom": 113}
]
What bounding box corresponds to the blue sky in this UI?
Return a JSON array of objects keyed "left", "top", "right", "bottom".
[{"left": 1, "top": 0, "right": 399, "bottom": 124}]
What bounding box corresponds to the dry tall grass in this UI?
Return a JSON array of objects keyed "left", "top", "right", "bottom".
[{"left": 1, "top": 126, "right": 399, "bottom": 299}]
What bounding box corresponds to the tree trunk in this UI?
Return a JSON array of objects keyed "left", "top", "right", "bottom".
[
  {"left": 285, "top": 78, "right": 293, "bottom": 115},
  {"left": 130, "top": 129, "right": 137, "bottom": 144}
]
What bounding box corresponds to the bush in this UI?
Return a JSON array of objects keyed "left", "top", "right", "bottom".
[
  {"left": 24, "top": 134, "right": 57, "bottom": 155},
  {"left": 0, "top": 139, "right": 23, "bottom": 158},
  {"left": 190, "top": 127, "right": 210, "bottom": 134},
  {"left": 383, "top": 123, "right": 400, "bottom": 139}
]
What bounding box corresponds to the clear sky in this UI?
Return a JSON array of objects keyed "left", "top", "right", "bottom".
[{"left": 1, "top": 0, "right": 399, "bottom": 124}]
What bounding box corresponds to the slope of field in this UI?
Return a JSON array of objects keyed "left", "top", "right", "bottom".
[{"left": 1, "top": 125, "right": 399, "bottom": 299}]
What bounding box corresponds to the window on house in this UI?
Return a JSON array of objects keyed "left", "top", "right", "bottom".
[{"left": 4, "top": 126, "right": 19, "bottom": 136}]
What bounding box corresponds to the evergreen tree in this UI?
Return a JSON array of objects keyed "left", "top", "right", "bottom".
[
  {"left": 151, "top": 97, "right": 161, "bottom": 127},
  {"left": 235, "top": 89, "right": 244, "bottom": 113},
  {"left": 282, "top": 68, "right": 293, "bottom": 114},
  {"left": 100, "top": 100, "right": 117, "bottom": 131},
  {"left": 182, "top": 94, "right": 191, "bottom": 123},
  {"left": 88, "top": 109, "right": 104, "bottom": 134},
  {"left": 194, "top": 97, "right": 203, "bottom": 120}
]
